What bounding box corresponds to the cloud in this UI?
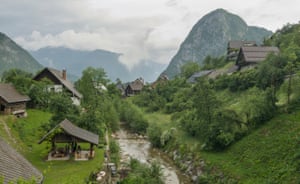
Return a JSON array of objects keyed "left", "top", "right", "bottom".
[{"left": 2, "top": 0, "right": 300, "bottom": 70}]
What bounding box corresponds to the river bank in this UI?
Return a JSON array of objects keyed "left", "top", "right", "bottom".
[{"left": 114, "top": 128, "right": 192, "bottom": 184}]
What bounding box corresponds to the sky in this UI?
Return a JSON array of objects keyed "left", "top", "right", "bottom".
[{"left": 1, "top": 0, "right": 300, "bottom": 69}]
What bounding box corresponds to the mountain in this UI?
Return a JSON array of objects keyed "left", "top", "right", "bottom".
[
  {"left": 31, "top": 47, "right": 166, "bottom": 82},
  {"left": 163, "top": 9, "right": 273, "bottom": 78},
  {"left": 0, "top": 32, "right": 42, "bottom": 76}
]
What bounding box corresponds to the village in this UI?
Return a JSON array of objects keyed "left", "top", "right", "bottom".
[{"left": 0, "top": 38, "right": 282, "bottom": 183}]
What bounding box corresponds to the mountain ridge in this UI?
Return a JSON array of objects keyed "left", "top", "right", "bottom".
[
  {"left": 0, "top": 32, "right": 43, "bottom": 76},
  {"left": 163, "top": 8, "right": 273, "bottom": 78},
  {"left": 30, "top": 47, "right": 166, "bottom": 83}
]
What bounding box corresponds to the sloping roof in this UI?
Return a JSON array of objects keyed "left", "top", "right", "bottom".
[
  {"left": 239, "top": 46, "right": 280, "bottom": 63},
  {"left": 228, "top": 40, "right": 256, "bottom": 49},
  {"left": 0, "top": 137, "right": 43, "bottom": 184},
  {"left": 34, "top": 68, "right": 82, "bottom": 99},
  {"left": 187, "top": 70, "right": 213, "bottom": 83},
  {"left": 39, "top": 119, "right": 99, "bottom": 145},
  {"left": 0, "top": 84, "right": 30, "bottom": 103},
  {"left": 128, "top": 79, "right": 144, "bottom": 91}
]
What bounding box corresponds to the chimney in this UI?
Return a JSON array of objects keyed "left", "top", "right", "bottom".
[{"left": 62, "top": 69, "right": 67, "bottom": 80}]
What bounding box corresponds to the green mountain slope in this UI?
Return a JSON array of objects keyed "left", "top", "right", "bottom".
[
  {"left": 0, "top": 32, "right": 42, "bottom": 76},
  {"left": 163, "top": 9, "right": 272, "bottom": 79}
]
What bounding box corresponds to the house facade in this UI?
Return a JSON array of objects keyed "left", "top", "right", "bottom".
[
  {"left": 0, "top": 84, "right": 30, "bottom": 117},
  {"left": 33, "top": 68, "right": 82, "bottom": 105},
  {"left": 125, "top": 78, "right": 144, "bottom": 96}
]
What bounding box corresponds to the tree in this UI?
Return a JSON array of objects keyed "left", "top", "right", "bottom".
[
  {"left": 75, "top": 67, "right": 109, "bottom": 106},
  {"left": 180, "top": 62, "right": 201, "bottom": 79},
  {"left": 193, "top": 78, "right": 221, "bottom": 138},
  {"left": 256, "top": 53, "right": 286, "bottom": 104},
  {"left": 2, "top": 69, "right": 33, "bottom": 94}
]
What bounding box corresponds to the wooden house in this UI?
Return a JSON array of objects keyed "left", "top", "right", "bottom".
[
  {"left": 236, "top": 46, "right": 280, "bottom": 69},
  {"left": 38, "top": 119, "right": 99, "bottom": 161},
  {"left": 0, "top": 83, "right": 30, "bottom": 117},
  {"left": 33, "top": 67, "right": 82, "bottom": 105},
  {"left": 227, "top": 40, "right": 256, "bottom": 61},
  {"left": 125, "top": 78, "right": 144, "bottom": 96},
  {"left": 0, "top": 137, "right": 43, "bottom": 183}
]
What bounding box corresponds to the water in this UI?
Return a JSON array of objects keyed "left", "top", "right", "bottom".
[{"left": 115, "top": 128, "right": 191, "bottom": 184}]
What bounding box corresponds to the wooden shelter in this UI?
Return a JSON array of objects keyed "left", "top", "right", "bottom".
[
  {"left": 38, "top": 119, "right": 99, "bottom": 160},
  {"left": 0, "top": 137, "right": 43, "bottom": 183},
  {"left": 0, "top": 83, "right": 30, "bottom": 117}
]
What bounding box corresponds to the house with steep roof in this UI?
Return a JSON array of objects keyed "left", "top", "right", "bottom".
[
  {"left": 33, "top": 68, "right": 82, "bottom": 105},
  {"left": 0, "top": 83, "right": 30, "bottom": 117},
  {"left": 125, "top": 78, "right": 144, "bottom": 96},
  {"left": 236, "top": 46, "right": 280, "bottom": 70},
  {"left": 38, "top": 119, "right": 99, "bottom": 161},
  {"left": 227, "top": 40, "right": 257, "bottom": 61},
  {"left": 0, "top": 137, "right": 43, "bottom": 183}
]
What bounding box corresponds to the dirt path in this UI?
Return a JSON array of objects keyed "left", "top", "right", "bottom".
[{"left": 0, "top": 118, "right": 17, "bottom": 144}]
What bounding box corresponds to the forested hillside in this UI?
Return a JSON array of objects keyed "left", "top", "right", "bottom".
[{"left": 131, "top": 23, "right": 300, "bottom": 182}]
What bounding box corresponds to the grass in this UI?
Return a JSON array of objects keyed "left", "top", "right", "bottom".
[
  {"left": 145, "top": 109, "right": 300, "bottom": 183},
  {"left": 1, "top": 109, "right": 104, "bottom": 184}
]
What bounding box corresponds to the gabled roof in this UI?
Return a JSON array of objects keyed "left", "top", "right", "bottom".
[
  {"left": 39, "top": 119, "right": 99, "bottom": 145},
  {"left": 0, "top": 84, "right": 30, "bottom": 103},
  {"left": 34, "top": 67, "right": 82, "bottom": 99},
  {"left": 0, "top": 137, "right": 43, "bottom": 184},
  {"left": 128, "top": 78, "right": 144, "bottom": 91},
  {"left": 237, "top": 46, "right": 280, "bottom": 64}
]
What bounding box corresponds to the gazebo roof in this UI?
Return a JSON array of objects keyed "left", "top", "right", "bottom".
[{"left": 38, "top": 119, "right": 99, "bottom": 145}]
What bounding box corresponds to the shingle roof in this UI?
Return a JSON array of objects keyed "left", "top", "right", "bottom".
[
  {"left": 0, "top": 137, "right": 43, "bottom": 184},
  {"left": 39, "top": 119, "right": 99, "bottom": 145},
  {"left": 34, "top": 68, "right": 82, "bottom": 99},
  {"left": 0, "top": 84, "right": 30, "bottom": 103},
  {"left": 128, "top": 79, "right": 144, "bottom": 91},
  {"left": 240, "top": 46, "right": 280, "bottom": 63}
]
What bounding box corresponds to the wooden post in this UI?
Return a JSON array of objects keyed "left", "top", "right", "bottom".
[{"left": 90, "top": 144, "right": 93, "bottom": 158}]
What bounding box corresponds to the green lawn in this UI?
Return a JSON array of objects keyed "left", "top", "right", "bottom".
[{"left": 1, "top": 109, "right": 104, "bottom": 184}]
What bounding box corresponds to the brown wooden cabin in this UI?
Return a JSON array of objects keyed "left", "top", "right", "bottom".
[
  {"left": 0, "top": 83, "right": 30, "bottom": 117},
  {"left": 236, "top": 46, "right": 280, "bottom": 70},
  {"left": 38, "top": 119, "right": 99, "bottom": 160},
  {"left": 227, "top": 40, "right": 256, "bottom": 61},
  {"left": 125, "top": 78, "right": 144, "bottom": 96},
  {"left": 0, "top": 137, "right": 43, "bottom": 183},
  {"left": 33, "top": 67, "right": 82, "bottom": 105}
]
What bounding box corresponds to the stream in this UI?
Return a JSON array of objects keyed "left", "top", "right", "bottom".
[{"left": 115, "top": 128, "right": 191, "bottom": 184}]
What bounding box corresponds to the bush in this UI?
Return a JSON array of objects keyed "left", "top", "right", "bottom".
[
  {"left": 147, "top": 123, "right": 163, "bottom": 148},
  {"left": 119, "top": 101, "right": 148, "bottom": 134}
]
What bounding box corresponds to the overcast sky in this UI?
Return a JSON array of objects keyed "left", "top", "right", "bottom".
[{"left": 1, "top": 0, "right": 300, "bottom": 69}]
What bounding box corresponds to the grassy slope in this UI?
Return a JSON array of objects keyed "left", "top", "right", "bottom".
[
  {"left": 0, "top": 109, "right": 104, "bottom": 184},
  {"left": 145, "top": 109, "right": 300, "bottom": 183}
]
